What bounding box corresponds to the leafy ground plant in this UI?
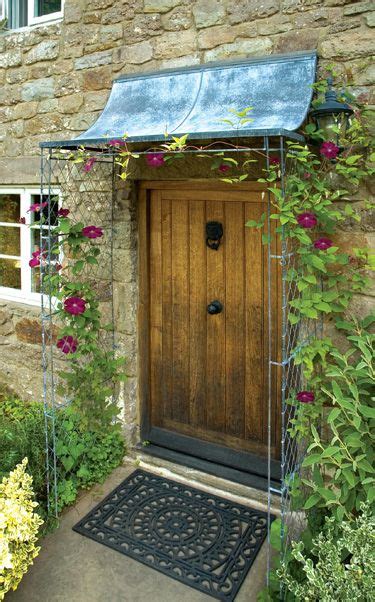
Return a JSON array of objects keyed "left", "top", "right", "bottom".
[
  {"left": 0, "top": 459, "right": 43, "bottom": 600},
  {"left": 279, "top": 505, "right": 375, "bottom": 602}
]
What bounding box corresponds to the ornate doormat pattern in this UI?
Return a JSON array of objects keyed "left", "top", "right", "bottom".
[{"left": 73, "top": 469, "right": 272, "bottom": 601}]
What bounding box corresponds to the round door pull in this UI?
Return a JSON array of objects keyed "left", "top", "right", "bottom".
[{"left": 207, "top": 300, "right": 223, "bottom": 315}]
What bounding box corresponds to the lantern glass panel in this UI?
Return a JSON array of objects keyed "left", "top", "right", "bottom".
[{"left": 317, "top": 112, "right": 350, "bottom": 146}]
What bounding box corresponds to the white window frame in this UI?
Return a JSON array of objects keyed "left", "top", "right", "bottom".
[
  {"left": 27, "top": 0, "right": 64, "bottom": 26},
  {"left": 0, "top": 187, "right": 59, "bottom": 306},
  {"left": 0, "top": 0, "right": 5, "bottom": 21}
]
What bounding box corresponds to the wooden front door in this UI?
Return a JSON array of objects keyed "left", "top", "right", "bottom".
[{"left": 139, "top": 181, "right": 280, "bottom": 479}]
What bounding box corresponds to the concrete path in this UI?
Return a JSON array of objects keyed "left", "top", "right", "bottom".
[{"left": 7, "top": 465, "right": 268, "bottom": 602}]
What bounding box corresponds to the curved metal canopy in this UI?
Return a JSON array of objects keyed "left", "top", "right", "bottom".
[{"left": 42, "top": 51, "right": 316, "bottom": 148}]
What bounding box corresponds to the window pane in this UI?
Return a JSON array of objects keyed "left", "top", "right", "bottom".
[
  {"left": 36, "top": 0, "right": 61, "bottom": 17},
  {"left": 31, "top": 266, "right": 41, "bottom": 293},
  {"left": 0, "top": 226, "right": 21, "bottom": 256},
  {"left": 0, "top": 194, "right": 20, "bottom": 223},
  {"left": 31, "top": 194, "right": 58, "bottom": 226},
  {"left": 9, "top": 0, "right": 28, "bottom": 28},
  {"left": 0, "top": 258, "right": 21, "bottom": 289}
]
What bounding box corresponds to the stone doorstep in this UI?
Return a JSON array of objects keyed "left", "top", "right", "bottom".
[{"left": 123, "top": 451, "right": 281, "bottom": 516}]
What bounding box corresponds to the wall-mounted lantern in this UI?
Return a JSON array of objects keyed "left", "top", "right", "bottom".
[{"left": 310, "top": 77, "right": 354, "bottom": 147}]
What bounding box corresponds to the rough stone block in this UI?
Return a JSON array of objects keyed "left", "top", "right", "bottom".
[
  {"left": 38, "top": 98, "right": 59, "bottom": 113},
  {"left": 198, "top": 22, "right": 257, "bottom": 49},
  {"left": 281, "top": 0, "right": 321, "bottom": 13},
  {"left": 344, "top": 1, "right": 374, "bottom": 15},
  {"left": 0, "top": 309, "right": 12, "bottom": 325},
  {"left": 144, "top": 0, "right": 182, "bottom": 13},
  {"left": 0, "top": 49, "right": 22, "bottom": 68},
  {"left": 58, "top": 94, "right": 84, "bottom": 114},
  {"left": 160, "top": 54, "right": 201, "bottom": 69},
  {"left": 123, "top": 14, "right": 162, "bottom": 43},
  {"left": 83, "top": 90, "right": 110, "bottom": 112},
  {"left": 228, "top": 0, "right": 279, "bottom": 24},
  {"left": 21, "top": 78, "right": 55, "bottom": 101},
  {"left": 192, "top": 0, "right": 226, "bottom": 29},
  {"left": 328, "top": 18, "right": 361, "bottom": 34},
  {"left": 64, "top": 1, "right": 83, "bottom": 23},
  {"left": 320, "top": 30, "right": 375, "bottom": 58},
  {"left": 24, "top": 40, "right": 60, "bottom": 65},
  {"left": 54, "top": 73, "right": 82, "bottom": 97},
  {"left": 257, "top": 16, "right": 293, "bottom": 35},
  {"left": 204, "top": 37, "right": 272, "bottom": 62},
  {"left": 74, "top": 49, "right": 113, "bottom": 70},
  {"left": 82, "top": 66, "right": 113, "bottom": 91},
  {"left": 275, "top": 27, "right": 321, "bottom": 53},
  {"left": 366, "top": 11, "right": 375, "bottom": 25},
  {"left": 115, "top": 41, "right": 154, "bottom": 64},
  {"left": 161, "top": 6, "right": 192, "bottom": 30},
  {"left": 152, "top": 30, "right": 196, "bottom": 59},
  {"left": 5, "top": 68, "right": 28, "bottom": 85}
]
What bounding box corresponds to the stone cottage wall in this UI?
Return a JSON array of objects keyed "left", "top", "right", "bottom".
[{"left": 0, "top": 0, "right": 373, "bottom": 439}]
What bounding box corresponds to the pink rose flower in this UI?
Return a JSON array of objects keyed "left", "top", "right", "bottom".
[
  {"left": 269, "top": 156, "right": 280, "bottom": 165},
  {"left": 57, "top": 208, "right": 70, "bottom": 217},
  {"left": 303, "top": 172, "right": 312, "bottom": 180},
  {"left": 82, "top": 225, "right": 103, "bottom": 239},
  {"left": 296, "top": 391, "right": 315, "bottom": 403},
  {"left": 314, "top": 237, "right": 333, "bottom": 251},
  {"left": 83, "top": 157, "right": 97, "bottom": 172},
  {"left": 64, "top": 297, "right": 86, "bottom": 315},
  {"left": 297, "top": 212, "right": 318, "bottom": 229},
  {"left": 146, "top": 152, "right": 165, "bottom": 168},
  {"left": 27, "top": 202, "right": 48, "bottom": 213},
  {"left": 218, "top": 163, "right": 230, "bottom": 173},
  {"left": 320, "top": 141, "right": 340, "bottom": 160},
  {"left": 57, "top": 335, "right": 78, "bottom": 354}
]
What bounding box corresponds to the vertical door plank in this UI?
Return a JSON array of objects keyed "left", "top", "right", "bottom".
[
  {"left": 161, "top": 196, "right": 173, "bottom": 422},
  {"left": 189, "top": 200, "right": 207, "bottom": 427},
  {"left": 171, "top": 198, "right": 190, "bottom": 424},
  {"left": 149, "top": 191, "right": 163, "bottom": 427},
  {"left": 224, "top": 201, "right": 245, "bottom": 438},
  {"left": 206, "top": 200, "right": 226, "bottom": 433},
  {"left": 244, "top": 199, "right": 265, "bottom": 443}
]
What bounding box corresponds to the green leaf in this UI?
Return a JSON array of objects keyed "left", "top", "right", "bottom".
[
  {"left": 61, "top": 456, "right": 75, "bottom": 472},
  {"left": 359, "top": 405, "right": 375, "bottom": 419},
  {"left": 368, "top": 487, "right": 375, "bottom": 503},
  {"left": 321, "top": 446, "right": 341, "bottom": 458},
  {"left": 327, "top": 408, "right": 341, "bottom": 424},
  {"left": 304, "top": 493, "right": 321, "bottom": 509},
  {"left": 317, "top": 487, "right": 337, "bottom": 502},
  {"left": 302, "top": 453, "right": 321, "bottom": 467}
]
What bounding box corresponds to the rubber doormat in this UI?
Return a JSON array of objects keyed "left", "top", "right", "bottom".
[{"left": 73, "top": 469, "right": 272, "bottom": 601}]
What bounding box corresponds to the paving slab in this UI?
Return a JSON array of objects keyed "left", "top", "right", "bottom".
[{"left": 7, "top": 465, "right": 268, "bottom": 602}]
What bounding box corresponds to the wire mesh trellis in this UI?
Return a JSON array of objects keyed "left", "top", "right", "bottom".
[
  {"left": 40, "top": 147, "right": 116, "bottom": 516},
  {"left": 40, "top": 136, "right": 314, "bottom": 587}
]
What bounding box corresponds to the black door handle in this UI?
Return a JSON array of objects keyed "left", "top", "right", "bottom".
[{"left": 207, "top": 300, "right": 223, "bottom": 315}]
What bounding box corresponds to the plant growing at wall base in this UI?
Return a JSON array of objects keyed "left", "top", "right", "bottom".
[{"left": 0, "top": 459, "right": 43, "bottom": 600}]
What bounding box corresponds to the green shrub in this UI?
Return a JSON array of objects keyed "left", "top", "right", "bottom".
[
  {"left": 279, "top": 505, "right": 375, "bottom": 601},
  {"left": 54, "top": 407, "right": 125, "bottom": 511},
  {"left": 0, "top": 398, "right": 126, "bottom": 515},
  {"left": 290, "top": 315, "right": 375, "bottom": 521},
  {"left": 0, "top": 459, "right": 43, "bottom": 600},
  {"left": 0, "top": 399, "right": 46, "bottom": 508}
]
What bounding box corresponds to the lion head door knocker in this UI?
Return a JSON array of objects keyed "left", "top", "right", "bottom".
[{"left": 206, "top": 221, "right": 223, "bottom": 251}]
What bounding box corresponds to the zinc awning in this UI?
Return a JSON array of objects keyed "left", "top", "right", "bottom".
[{"left": 42, "top": 51, "right": 317, "bottom": 148}]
